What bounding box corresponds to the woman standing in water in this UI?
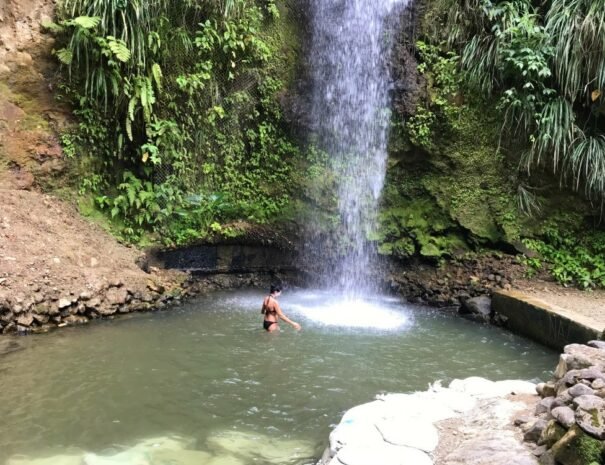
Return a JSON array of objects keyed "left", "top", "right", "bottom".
[{"left": 261, "top": 285, "right": 301, "bottom": 332}]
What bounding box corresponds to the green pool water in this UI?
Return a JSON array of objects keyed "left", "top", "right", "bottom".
[{"left": 0, "top": 289, "right": 557, "bottom": 464}]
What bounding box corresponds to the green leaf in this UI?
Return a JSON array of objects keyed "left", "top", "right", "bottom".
[
  {"left": 72, "top": 16, "right": 101, "bottom": 29},
  {"left": 56, "top": 48, "right": 73, "bottom": 65},
  {"left": 106, "top": 37, "right": 131, "bottom": 62},
  {"left": 151, "top": 63, "right": 163, "bottom": 91}
]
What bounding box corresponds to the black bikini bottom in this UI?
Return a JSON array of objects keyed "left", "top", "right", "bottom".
[{"left": 263, "top": 320, "right": 277, "bottom": 331}]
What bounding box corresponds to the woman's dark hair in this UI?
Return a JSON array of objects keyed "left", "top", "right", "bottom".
[{"left": 270, "top": 284, "right": 282, "bottom": 294}]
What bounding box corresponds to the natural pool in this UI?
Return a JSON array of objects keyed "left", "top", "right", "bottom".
[{"left": 0, "top": 289, "right": 557, "bottom": 465}]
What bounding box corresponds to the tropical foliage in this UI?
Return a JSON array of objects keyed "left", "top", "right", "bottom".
[
  {"left": 442, "top": 0, "right": 605, "bottom": 202},
  {"left": 47, "top": 0, "right": 300, "bottom": 243}
]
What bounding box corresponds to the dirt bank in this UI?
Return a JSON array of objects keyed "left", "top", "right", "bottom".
[{"left": 0, "top": 189, "right": 186, "bottom": 333}]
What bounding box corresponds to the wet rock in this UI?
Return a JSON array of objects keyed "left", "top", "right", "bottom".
[
  {"left": 85, "top": 297, "right": 102, "bottom": 309},
  {"left": 515, "top": 414, "right": 532, "bottom": 426},
  {"left": 57, "top": 298, "right": 72, "bottom": 309},
  {"left": 573, "top": 395, "right": 605, "bottom": 411},
  {"left": 63, "top": 315, "right": 88, "bottom": 325},
  {"left": 16, "top": 313, "right": 33, "bottom": 326},
  {"left": 558, "top": 344, "right": 605, "bottom": 374},
  {"left": 535, "top": 397, "right": 555, "bottom": 415},
  {"left": 531, "top": 444, "right": 547, "bottom": 457},
  {"left": 568, "top": 384, "right": 594, "bottom": 398},
  {"left": 97, "top": 305, "right": 117, "bottom": 316},
  {"left": 592, "top": 378, "right": 605, "bottom": 390},
  {"left": 537, "top": 382, "right": 556, "bottom": 398},
  {"left": 551, "top": 425, "right": 602, "bottom": 465},
  {"left": 538, "top": 420, "right": 566, "bottom": 447},
  {"left": 459, "top": 295, "right": 492, "bottom": 323},
  {"left": 105, "top": 288, "right": 129, "bottom": 306},
  {"left": 574, "top": 396, "right": 605, "bottom": 439},
  {"left": 32, "top": 313, "right": 49, "bottom": 324},
  {"left": 587, "top": 341, "right": 605, "bottom": 350},
  {"left": 147, "top": 280, "right": 165, "bottom": 294},
  {"left": 538, "top": 450, "right": 555, "bottom": 465},
  {"left": 524, "top": 419, "right": 548, "bottom": 442},
  {"left": 550, "top": 407, "right": 575, "bottom": 428},
  {"left": 562, "top": 368, "right": 605, "bottom": 387}
]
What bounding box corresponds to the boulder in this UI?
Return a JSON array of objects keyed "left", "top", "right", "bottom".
[
  {"left": 375, "top": 417, "right": 439, "bottom": 452},
  {"left": 574, "top": 395, "right": 605, "bottom": 439},
  {"left": 16, "top": 313, "right": 34, "bottom": 327},
  {"left": 524, "top": 419, "right": 548, "bottom": 443},
  {"left": 459, "top": 296, "right": 492, "bottom": 323},
  {"left": 551, "top": 391, "right": 573, "bottom": 409},
  {"left": 105, "top": 288, "right": 129, "bottom": 306},
  {"left": 592, "top": 378, "right": 605, "bottom": 390},
  {"left": 535, "top": 397, "right": 555, "bottom": 415},
  {"left": 568, "top": 384, "right": 595, "bottom": 398},
  {"left": 556, "top": 345, "right": 605, "bottom": 376},
  {"left": 536, "top": 383, "right": 556, "bottom": 398},
  {"left": 539, "top": 420, "right": 567, "bottom": 448},
  {"left": 63, "top": 315, "right": 88, "bottom": 325},
  {"left": 57, "top": 298, "right": 72, "bottom": 309},
  {"left": 550, "top": 425, "right": 603, "bottom": 465},
  {"left": 550, "top": 406, "right": 575, "bottom": 429},
  {"left": 587, "top": 341, "right": 605, "bottom": 350}
]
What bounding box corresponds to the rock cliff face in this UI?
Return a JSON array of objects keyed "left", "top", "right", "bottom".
[{"left": 0, "top": 0, "right": 66, "bottom": 190}]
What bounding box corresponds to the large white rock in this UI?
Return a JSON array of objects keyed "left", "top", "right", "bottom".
[
  {"left": 449, "top": 378, "right": 536, "bottom": 399},
  {"left": 332, "top": 443, "right": 433, "bottom": 465},
  {"left": 329, "top": 417, "right": 385, "bottom": 455},
  {"left": 379, "top": 393, "right": 458, "bottom": 423},
  {"left": 340, "top": 400, "right": 390, "bottom": 424},
  {"left": 375, "top": 417, "right": 439, "bottom": 452}
]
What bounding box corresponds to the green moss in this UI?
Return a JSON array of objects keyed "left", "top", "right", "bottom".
[
  {"left": 0, "top": 82, "right": 49, "bottom": 132},
  {"left": 422, "top": 105, "right": 521, "bottom": 243},
  {"left": 576, "top": 429, "right": 604, "bottom": 464}
]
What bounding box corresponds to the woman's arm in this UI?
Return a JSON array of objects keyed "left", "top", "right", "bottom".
[{"left": 276, "top": 303, "right": 301, "bottom": 330}]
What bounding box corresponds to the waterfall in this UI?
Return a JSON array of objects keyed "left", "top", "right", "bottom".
[{"left": 307, "top": 0, "right": 407, "bottom": 296}]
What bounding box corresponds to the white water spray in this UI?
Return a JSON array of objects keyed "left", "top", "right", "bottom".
[{"left": 308, "top": 0, "right": 408, "bottom": 296}]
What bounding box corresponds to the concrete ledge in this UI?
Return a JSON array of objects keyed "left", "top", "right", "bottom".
[{"left": 492, "top": 290, "right": 604, "bottom": 351}]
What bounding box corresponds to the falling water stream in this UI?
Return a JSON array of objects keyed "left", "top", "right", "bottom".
[{"left": 309, "top": 0, "right": 407, "bottom": 295}]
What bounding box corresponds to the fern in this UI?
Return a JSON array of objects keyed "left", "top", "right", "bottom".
[
  {"left": 71, "top": 16, "right": 101, "bottom": 29},
  {"left": 106, "top": 37, "right": 131, "bottom": 62},
  {"left": 56, "top": 48, "right": 73, "bottom": 65}
]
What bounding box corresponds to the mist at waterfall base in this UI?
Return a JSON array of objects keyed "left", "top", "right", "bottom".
[{"left": 305, "top": 0, "right": 410, "bottom": 296}]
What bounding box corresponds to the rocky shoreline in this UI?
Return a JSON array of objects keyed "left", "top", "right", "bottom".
[
  {"left": 0, "top": 271, "right": 291, "bottom": 334},
  {"left": 318, "top": 377, "right": 540, "bottom": 465},
  {"left": 520, "top": 342, "right": 605, "bottom": 464},
  {"left": 320, "top": 342, "right": 605, "bottom": 465}
]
